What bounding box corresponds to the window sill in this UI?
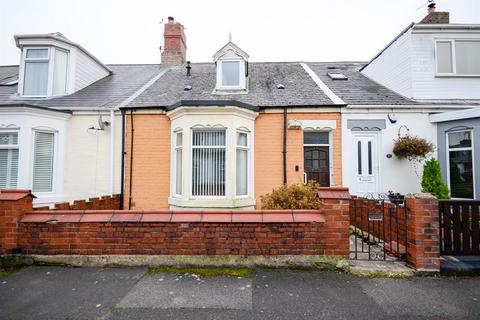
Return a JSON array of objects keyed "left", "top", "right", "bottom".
[
  {"left": 435, "top": 74, "right": 480, "bottom": 78},
  {"left": 168, "top": 196, "right": 255, "bottom": 210}
]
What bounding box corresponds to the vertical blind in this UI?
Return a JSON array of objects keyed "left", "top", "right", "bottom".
[
  {"left": 175, "top": 132, "right": 182, "bottom": 195},
  {"left": 192, "top": 130, "right": 226, "bottom": 196},
  {"left": 33, "top": 131, "right": 54, "bottom": 192},
  {"left": 0, "top": 132, "right": 19, "bottom": 189}
]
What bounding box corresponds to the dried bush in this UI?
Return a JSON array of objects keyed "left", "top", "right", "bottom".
[
  {"left": 260, "top": 181, "right": 320, "bottom": 210},
  {"left": 393, "top": 135, "right": 434, "bottom": 162}
]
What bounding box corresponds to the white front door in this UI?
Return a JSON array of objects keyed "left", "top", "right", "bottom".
[{"left": 352, "top": 133, "right": 379, "bottom": 196}]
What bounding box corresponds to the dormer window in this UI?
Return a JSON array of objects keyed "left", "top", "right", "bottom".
[
  {"left": 213, "top": 41, "right": 249, "bottom": 92},
  {"left": 22, "top": 47, "right": 69, "bottom": 97},
  {"left": 21, "top": 47, "right": 69, "bottom": 97}
]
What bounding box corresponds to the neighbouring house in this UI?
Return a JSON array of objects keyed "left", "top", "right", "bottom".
[
  {"left": 0, "top": 32, "right": 166, "bottom": 205},
  {"left": 361, "top": 4, "right": 480, "bottom": 199}
]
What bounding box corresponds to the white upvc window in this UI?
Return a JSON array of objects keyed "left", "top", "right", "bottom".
[
  {"left": 216, "top": 60, "right": 245, "bottom": 90},
  {"left": 174, "top": 131, "right": 183, "bottom": 196},
  {"left": 0, "top": 132, "right": 19, "bottom": 189},
  {"left": 435, "top": 40, "right": 480, "bottom": 76},
  {"left": 447, "top": 130, "right": 475, "bottom": 199},
  {"left": 191, "top": 129, "right": 226, "bottom": 197},
  {"left": 21, "top": 47, "right": 69, "bottom": 97},
  {"left": 236, "top": 131, "right": 249, "bottom": 196},
  {"left": 32, "top": 130, "right": 55, "bottom": 193}
]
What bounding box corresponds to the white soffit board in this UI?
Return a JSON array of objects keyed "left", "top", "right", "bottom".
[
  {"left": 300, "top": 62, "right": 346, "bottom": 105},
  {"left": 430, "top": 108, "right": 480, "bottom": 123}
]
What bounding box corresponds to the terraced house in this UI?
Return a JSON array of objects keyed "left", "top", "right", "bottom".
[{"left": 1, "top": 5, "right": 479, "bottom": 209}]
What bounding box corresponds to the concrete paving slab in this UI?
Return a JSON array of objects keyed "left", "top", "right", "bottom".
[
  {"left": 0, "top": 266, "right": 146, "bottom": 320},
  {"left": 349, "top": 260, "right": 414, "bottom": 276},
  {"left": 117, "top": 272, "right": 252, "bottom": 310}
]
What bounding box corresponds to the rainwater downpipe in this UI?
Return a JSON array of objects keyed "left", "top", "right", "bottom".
[
  {"left": 283, "top": 106, "right": 287, "bottom": 185},
  {"left": 128, "top": 109, "right": 135, "bottom": 209},
  {"left": 109, "top": 108, "right": 115, "bottom": 196},
  {"left": 119, "top": 109, "right": 126, "bottom": 209}
]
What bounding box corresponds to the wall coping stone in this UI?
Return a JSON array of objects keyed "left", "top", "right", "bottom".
[
  {"left": 20, "top": 210, "right": 325, "bottom": 224},
  {"left": 317, "top": 187, "right": 351, "bottom": 200},
  {"left": 0, "top": 189, "right": 36, "bottom": 201}
]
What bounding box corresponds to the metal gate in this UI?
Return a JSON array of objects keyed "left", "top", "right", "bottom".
[{"left": 349, "top": 194, "right": 408, "bottom": 261}]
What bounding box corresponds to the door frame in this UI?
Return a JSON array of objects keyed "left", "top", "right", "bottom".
[
  {"left": 351, "top": 131, "right": 381, "bottom": 195},
  {"left": 303, "top": 130, "right": 333, "bottom": 186}
]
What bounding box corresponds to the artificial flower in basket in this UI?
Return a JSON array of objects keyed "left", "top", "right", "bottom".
[{"left": 387, "top": 190, "right": 405, "bottom": 205}]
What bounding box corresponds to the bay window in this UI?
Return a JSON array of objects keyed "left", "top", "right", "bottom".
[
  {"left": 436, "top": 40, "right": 480, "bottom": 76},
  {"left": 168, "top": 107, "right": 256, "bottom": 209},
  {"left": 0, "top": 132, "right": 19, "bottom": 189},
  {"left": 22, "top": 47, "right": 69, "bottom": 97},
  {"left": 447, "top": 130, "right": 474, "bottom": 199}
]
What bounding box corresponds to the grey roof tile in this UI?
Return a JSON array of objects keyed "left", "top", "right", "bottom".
[
  {"left": 0, "top": 64, "right": 166, "bottom": 110},
  {"left": 306, "top": 62, "right": 416, "bottom": 105},
  {"left": 126, "top": 62, "right": 335, "bottom": 108}
]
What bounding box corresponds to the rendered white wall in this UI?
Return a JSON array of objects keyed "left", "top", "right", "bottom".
[
  {"left": 411, "top": 31, "right": 480, "bottom": 100},
  {"left": 342, "top": 109, "right": 438, "bottom": 196},
  {"left": 361, "top": 29, "right": 413, "bottom": 98},
  {"left": 63, "top": 112, "right": 122, "bottom": 203},
  {"left": 0, "top": 107, "right": 70, "bottom": 204}
]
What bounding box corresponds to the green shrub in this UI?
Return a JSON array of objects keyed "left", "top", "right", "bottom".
[
  {"left": 261, "top": 181, "right": 320, "bottom": 209},
  {"left": 421, "top": 158, "right": 450, "bottom": 199}
]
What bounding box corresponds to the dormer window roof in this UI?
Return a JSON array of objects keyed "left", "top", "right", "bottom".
[
  {"left": 14, "top": 33, "right": 111, "bottom": 98},
  {"left": 213, "top": 41, "right": 249, "bottom": 92}
]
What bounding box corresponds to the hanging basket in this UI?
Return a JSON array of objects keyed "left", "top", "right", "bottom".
[{"left": 393, "top": 134, "right": 434, "bottom": 161}]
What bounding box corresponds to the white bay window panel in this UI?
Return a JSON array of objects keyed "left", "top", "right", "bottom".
[
  {"left": 236, "top": 132, "right": 248, "bottom": 196},
  {"left": 23, "top": 62, "right": 49, "bottom": 96},
  {"left": 174, "top": 132, "right": 183, "bottom": 195},
  {"left": 192, "top": 130, "right": 226, "bottom": 196},
  {"left": 52, "top": 49, "right": 68, "bottom": 95},
  {"left": 33, "top": 131, "right": 55, "bottom": 193},
  {"left": 0, "top": 132, "right": 19, "bottom": 189}
]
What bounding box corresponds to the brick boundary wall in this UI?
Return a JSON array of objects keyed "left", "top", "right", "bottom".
[
  {"left": 34, "top": 194, "right": 120, "bottom": 211},
  {"left": 405, "top": 195, "right": 440, "bottom": 271},
  {"left": 1, "top": 189, "right": 350, "bottom": 257}
]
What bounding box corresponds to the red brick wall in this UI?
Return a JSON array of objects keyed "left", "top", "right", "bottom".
[
  {"left": 34, "top": 195, "right": 120, "bottom": 211},
  {"left": 405, "top": 196, "right": 440, "bottom": 271}
]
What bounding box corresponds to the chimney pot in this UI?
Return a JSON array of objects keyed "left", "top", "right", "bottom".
[
  {"left": 168, "top": 16, "right": 174, "bottom": 23},
  {"left": 427, "top": 3, "right": 436, "bottom": 14}
]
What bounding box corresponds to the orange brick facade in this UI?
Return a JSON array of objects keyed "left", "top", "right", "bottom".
[
  {"left": 124, "top": 111, "right": 342, "bottom": 209},
  {"left": 255, "top": 112, "right": 342, "bottom": 206}
]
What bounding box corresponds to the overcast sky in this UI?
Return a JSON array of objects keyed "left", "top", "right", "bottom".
[{"left": 1, "top": 0, "right": 479, "bottom": 65}]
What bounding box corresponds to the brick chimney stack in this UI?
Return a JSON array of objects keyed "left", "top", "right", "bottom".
[
  {"left": 161, "top": 17, "right": 187, "bottom": 66},
  {"left": 420, "top": 3, "right": 450, "bottom": 24}
]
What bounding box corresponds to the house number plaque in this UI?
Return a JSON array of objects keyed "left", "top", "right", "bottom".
[{"left": 368, "top": 212, "right": 383, "bottom": 221}]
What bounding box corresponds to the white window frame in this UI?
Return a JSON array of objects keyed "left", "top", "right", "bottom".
[
  {"left": 20, "top": 46, "right": 69, "bottom": 97},
  {"left": 0, "top": 130, "right": 20, "bottom": 189},
  {"left": 435, "top": 39, "right": 480, "bottom": 77},
  {"left": 235, "top": 130, "right": 250, "bottom": 198},
  {"left": 303, "top": 130, "right": 334, "bottom": 186},
  {"left": 31, "top": 128, "right": 57, "bottom": 195},
  {"left": 190, "top": 128, "right": 228, "bottom": 199},
  {"left": 446, "top": 129, "right": 475, "bottom": 199},
  {"left": 173, "top": 131, "right": 183, "bottom": 197},
  {"left": 216, "top": 59, "right": 245, "bottom": 90}
]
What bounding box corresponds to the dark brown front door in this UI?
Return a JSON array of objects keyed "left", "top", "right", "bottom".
[{"left": 304, "top": 146, "right": 330, "bottom": 186}]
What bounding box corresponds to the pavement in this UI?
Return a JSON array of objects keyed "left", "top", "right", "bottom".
[{"left": 1, "top": 266, "right": 480, "bottom": 320}]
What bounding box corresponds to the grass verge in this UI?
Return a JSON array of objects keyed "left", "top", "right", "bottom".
[{"left": 148, "top": 266, "right": 253, "bottom": 277}]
